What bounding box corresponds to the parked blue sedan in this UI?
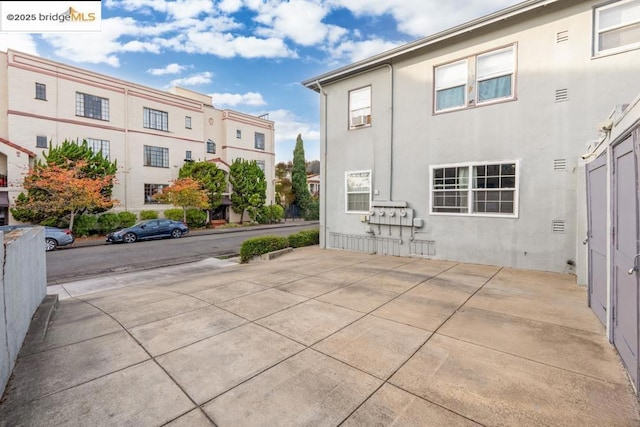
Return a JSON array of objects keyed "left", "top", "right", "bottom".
[{"left": 106, "top": 219, "right": 189, "bottom": 244}]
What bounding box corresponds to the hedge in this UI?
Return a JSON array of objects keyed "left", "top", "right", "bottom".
[
  {"left": 239, "top": 235, "right": 289, "bottom": 263},
  {"left": 287, "top": 229, "right": 320, "bottom": 248},
  {"left": 164, "top": 208, "right": 184, "bottom": 222},
  {"left": 140, "top": 210, "right": 158, "bottom": 220}
]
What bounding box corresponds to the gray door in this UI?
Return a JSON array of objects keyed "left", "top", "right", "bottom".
[
  {"left": 612, "top": 134, "right": 639, "bottom": 392},
  {"left": 587, "top": 154, "right": 608, "bottom": 327}
]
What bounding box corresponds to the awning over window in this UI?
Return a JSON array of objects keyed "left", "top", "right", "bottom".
[{"left": 221, "top": 195, "right": 232, "bottom": 206}]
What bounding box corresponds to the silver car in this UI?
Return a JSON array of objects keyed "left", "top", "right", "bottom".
[{"left": 0, "top": 225, "right": 75, "bottom": 251}]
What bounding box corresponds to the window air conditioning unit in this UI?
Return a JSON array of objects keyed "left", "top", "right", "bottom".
[{"left": 351, "top": 115, "right": 365, "bottom": 127}]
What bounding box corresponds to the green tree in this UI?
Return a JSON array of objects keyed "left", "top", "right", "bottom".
[
  {"left": 275, "top": 161, "right": 294, "bottom": 207},
  {"left": 178, "top": 161, "right": 227, "bottom": 211},
  {"left": 229, "top": 159, "right": 266, "bottom": 224},
  {"left": 292, "top": 134, "right": 311, "bottom": 215},
  {"left": 12, "top": 139, "right": 118, "bottom": 225}
]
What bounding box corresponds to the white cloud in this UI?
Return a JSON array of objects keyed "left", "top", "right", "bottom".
[
  {"left": 147, "top": 63, "right": 187, "bottom": 75},
  {"left": 169, "top": 72, "right": 213, "bottom": 87},
  {"left": 0, "top": 33, "right": 39, "bottom": 55},
  {"left": 219, "top": 0, "right": 243, "bottom": 14},
  {"left": 211, "top": 92, "right": 266, "bottom": 107},
  {"left": 330, "top": 38, "right": 403, "bottom": 63},
  {"left": 266, "top": 109, "right": 320, "bottom": 162},
  {"left": 254, "top": 0, "right": 331, "bottom": 46}
]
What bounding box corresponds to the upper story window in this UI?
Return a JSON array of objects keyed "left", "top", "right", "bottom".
[
  {"left": 143, "top": 145, "right": 169, "bottom": 168},
  {"left": 76, "top": 92, "right": 109, "bottom": 121},
  {"left": 349, "top": 86, "right": 371, "bottom": 128},
  {"left": 430, "top": 161, "right": 518, "bottom": 217},
  {"left": 143, "top": 107, "right": 169, "bottom": 131},
  {"left": 255, "top": 132, "right": 265, "bottom": 150},
  {"left": 256, "top": 160, "right": 265, "bottom": 172},
  {"left": 434, "top": 45, "right": 515, "bottom": 113},
  {"left": 36, "top": 135, "right": 48, "bottom": 148},
  {"left": 345, "top": 170, "right": 371, "bottom": 213},
  {"left": 85, "top": 138, "right": 110, "bottom": 160},
  {"left": 206, "top": 139, "right": 216, "bottom": 154},
  {"left": 185, "top": 150, "right": 192, "bottom": 161},
  {"left": 594, "top": 0, "right": 640, "bottom": 55},
  {"left": 236, "top": 129, "right": 242, "bottom": 139},
  {"left": 185, "top": 116, "right": 192, "bottom": 129},
  {"left": 35, "top": 83, "right": 46, "bottom": 100}
]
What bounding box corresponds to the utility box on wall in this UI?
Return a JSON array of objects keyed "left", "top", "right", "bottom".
[{"left": 368, "top": 201, "right": 414, "bottom": 226}]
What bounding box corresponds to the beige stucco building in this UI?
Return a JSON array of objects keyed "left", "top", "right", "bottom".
[{"left": 0, "top": 49, "right": 275, "bottom": 224}]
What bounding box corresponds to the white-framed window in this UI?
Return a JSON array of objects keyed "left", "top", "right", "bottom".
[
  {"left": 143, "top": 145, "right": 169, "bottom": 168},
  {"left": 345, "top": 170, "right": 371, "bottom": 213},
  {"left": 434, "top": 45, "right": 516, "bottom": 112},
  {"left": 349, "top": 86, "right": 371, "bottom": 128},
  {"left": 256, "top": 160, "right": 265, "bottom": 172},
  {"left": 185, "top": 116, "right": 192, "bottom": 129},
  {"left": 430, "top": 161, "right": 518, "bottom": 216},
  {"left": 143, "top": 107, "right": 169, "bottom": 131},
  {"left": 594, "top": 0, "right": 640, "bottom": 55},
  {"left": 185, "top": 150, "right": 192, "bottom": 161},
  {"left": 255, "top": 132, "right": 265, "bottom": 150},
  {"left": 236, "top": 129, "right": 242, "bottom": 139},
  {"left": 85, "top": 138, "right": 110, "bottom": 160},
  {"left": 76, "top": 92, "right": 109, "bottom": 121}
]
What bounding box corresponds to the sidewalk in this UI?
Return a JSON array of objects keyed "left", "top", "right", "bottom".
[{"left": 1, "top": 247, "right": 638, "bottom": 426}]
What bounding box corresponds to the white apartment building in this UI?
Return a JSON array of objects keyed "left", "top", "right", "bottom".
[{"left": 0, "top": 49, "right": 275, "bottom": 224}]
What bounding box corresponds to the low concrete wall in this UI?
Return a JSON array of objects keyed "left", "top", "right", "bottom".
[{"left": 0, "top": 227, "right": 47, "bottom": 396}]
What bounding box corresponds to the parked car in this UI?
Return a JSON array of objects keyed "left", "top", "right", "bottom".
[
  {"left": 0, "top": 225, "right": 75, "bottom": 251},
  {"left": 106, "top": 219, "right": 189, "bottom": 244}
]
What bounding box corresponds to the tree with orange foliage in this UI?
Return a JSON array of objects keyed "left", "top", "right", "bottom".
[
  {"left": 153, "top": 177, "right": 209, "bottom": 223},
  {"left": 15, "top": 160, "right": 117, "bottom": 231}
]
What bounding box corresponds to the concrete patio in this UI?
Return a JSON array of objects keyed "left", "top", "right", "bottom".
[{"left": 1, "top": 246, "right": 638, "bottom": 426}]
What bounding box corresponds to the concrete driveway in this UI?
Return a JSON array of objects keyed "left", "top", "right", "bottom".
[{"left": 1, "top": 247, "right": 638, "bottom": 426}]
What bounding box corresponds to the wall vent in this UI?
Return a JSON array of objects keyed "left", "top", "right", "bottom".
[
  {"left": 555, "top": 88, "right": 569, "bottom": 102},
  {"left": 554, "top": 158, "right": 567, "bottom": 171},
  {"left": 552, "top": 220, "right": 566, "bottom": 233},
  {"left": 556, "top": 30, "right": 569, "bottom": 43}
]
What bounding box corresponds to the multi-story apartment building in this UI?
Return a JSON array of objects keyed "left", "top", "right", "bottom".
[
  {"left": 0, "top": 49, "right": 275, "bottom": 224},
  {"left": 303, "top": 0, "right": 640, "bottom": 394}
]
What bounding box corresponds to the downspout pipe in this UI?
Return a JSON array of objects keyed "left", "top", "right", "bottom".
[
  {"left": 315, "top": 79, "right": 328, "bottom": 249},
  {"left": 383, "top": 64, "right": 394, "bottom": 201}
]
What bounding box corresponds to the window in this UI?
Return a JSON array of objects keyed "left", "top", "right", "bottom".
[
  {"left": 143, "top": 107, "right": 169, "bottom": 131},
  {"left": 594, "top": 0, "right": 640, "bottom": 54},
  {"left": 35, "top": 83, "right": 46, "bottom": 100},
  {"left": 76, "top": 92, "right": 109, "bottom": 120},
  {"left": 254, "top": 132, "right": 265, "bottom": 150},
  {"left": 345, "top": 170, "right": 371, "bottom": 213},
  {"left": 349, "top": 86, "right": 371, "bottom": 128},
  {"left": 185, "top": 150, "right": 192, "bottom": 161},
  {"left": 185, "top": 116, "right": 191, "bottom": 129},
  {"left": 36, "top": 135, "right": 48, "bottom": 148},
  {"left": 236, "top": 129, "right": 242, "bottom": 139},
  {"left": 206, "top": 139, "right": 216, "bottom": 154},
  {"left": 256, "top": 160, "right": 265, "bottom": 172},
  {"left": 85, "top": 138, "right": 110, "bottom": 160},
  {"left": 431, "top": 161, "right": 518, "bottom": 216},
  {"left": 434, "top": 45, "right": 515, "bottom": 112},
  {"left": 144, "top": 184, "right": 168, "bottom": 204},
  {"left": 143, "top": 145, "right": 169, "bottom": 168}
]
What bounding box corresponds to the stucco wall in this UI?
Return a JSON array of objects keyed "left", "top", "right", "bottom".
[
  {"left": 317, "top": 0, "right": 640, "bottom": 279},
  {"left": 0, "top": 227, "right": 47, "bottom": 395}
]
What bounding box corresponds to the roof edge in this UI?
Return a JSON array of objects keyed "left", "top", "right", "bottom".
[{"left": 302, "top": 0, "right": 558, "bottom": 91}]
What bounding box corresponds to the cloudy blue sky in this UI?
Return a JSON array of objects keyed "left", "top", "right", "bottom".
[{"left": 0, "top": 0, "right": 522, "bottom": 162}]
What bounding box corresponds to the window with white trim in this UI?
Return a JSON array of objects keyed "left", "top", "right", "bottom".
[
  {"left": 594, "top": 0, "right": 640, "bottom": 55},
  {"left": 85, "top": 138, "right": 110, "bottom": 160},
  {"left": 206, "top": 139, "right": 216, "bottom": 154},
  {"left": 76, "top": 92, "right": 109, "bottom": 121},
  {"left": 256, "top": 160, "right": 265, "bottom": 172},
  {"left": 185, "top": 116, "right": 192, "bottom": 129},
  {"left": 36, "top": 135, "right": 48, "bottom": 148},
  {"left": 349, "top": 86, "right": 371, "bottom": 128},
  {"left": 143, "top": 107, "right": 168, "bottom": 131},
  {"left": 431, "top": 162, "right": 517, "bottom": 216},
  {"left": 345, "top": 170, "right": 371, "bottom": 213},
  {"left": 434, "top": 45, "right": 515, "bottom": 112}
]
